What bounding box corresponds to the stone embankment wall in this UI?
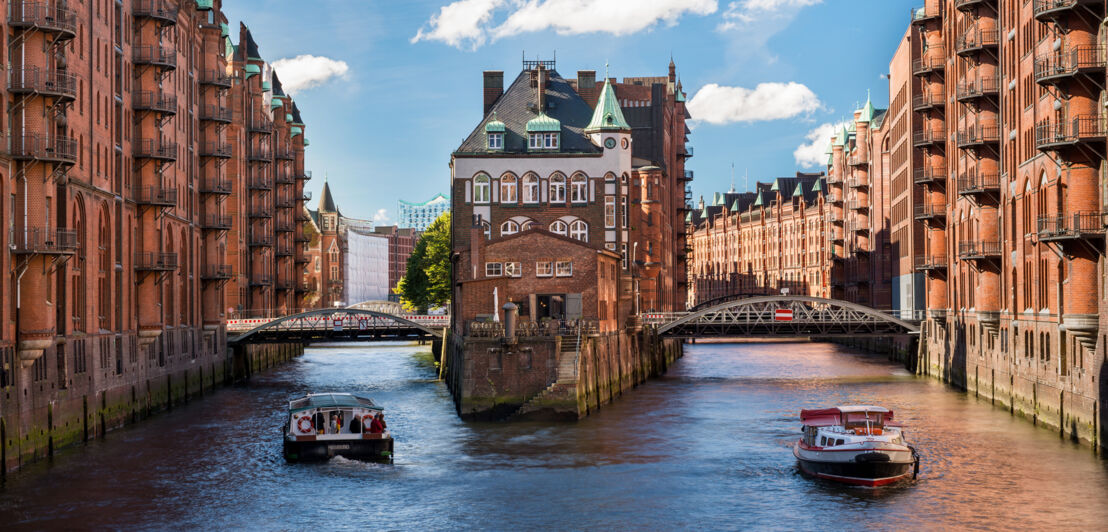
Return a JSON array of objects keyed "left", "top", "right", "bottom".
[
  {"left": 2, "top": 343, "right": 302, "bottom": 474},
  {"left": 443, "top": 326, "right": 682, "bottom": 421}
]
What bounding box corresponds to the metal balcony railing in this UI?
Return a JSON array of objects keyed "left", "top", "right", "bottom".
[
  {"left": 276, "top": 245, "right": 293, "bottom": 257},
  {"left": 294, "top": 255, "right": 310, "bottom": 264},
  {"left": 201, "top": 264, "right": 233, "bottom": 280},
  {"left": 249, "top": 204, "right": 273, "bottom": 218},
  {"left": 9, "top": 227, "right": 77, "bottom": 254},
  {"left": 848, "top": 174, "right": 869, "bottom": 188},
  {"left": 200, "top": 178, "right": 232, "bottom": 195},
  {"left": 276, "top": 279, "right": 294, "bottom": 290},
  {"left": 276, "top": 148, "right": 295, "bottom": 160},
  {"left": 912, "top": 90, "right": 945, "bottom": 110},
  {"left": 134, "top": 138, "right": 177, "bottom": 161},
  {"left": 201, "top": 214, "right": 232, "bottom": 230},
  {"left": 133, "top": 90, "right": 176, "bottom": 114},
  {"left": 826, "top": 192, "right": 841, "bottom": 204},
  {"left": 248, "top": 117, "right": 274, "bottom": 133},
  {"left": 956, "top": 124, "right": 1001, "bottom": 148},
  {"left": 684, "top": 170, "right": 694, "bottom": 181},
  {"left": 1033, "top": 0, "right": 1095, "bottom": 20},
  {"left": 912, "top": 127, "right": 945, "bottom": 147},
  {"left": 275, "top": 172, "right": 294, "bottom": 185},
  {"left": 957, "top": 240, "right": 1002, "bottom": 260},
  {"left": 199, "top": 69, "right": 232, "bottom": 88},
  {"left": 955, "top": 0, "right": 989, "bottom": 10},
  {"left": 914, "top": 202, "right": 946, "bottom": 220},
  {"left": 301, "top": 191, "right": 312, "bottom": 201},
  {"left": 7, "top": 134, "right": 78, "bottom": 163},
  {"left": 955, "top": 28, "right": 999, "bottom": 55},
  {"left": 1034, "top": 116, "right": 1106, "bottom": 150},
  {"left": 8, "top": 2, "right": 79, "bottom": 37},
  {"left": 1037, "top": 212, "right": 1105, "bottom": 241},
  {"left": 133, "top": 45, "right": 176, "bottom": 69},
  {"left": 912, "top": 50, "right": 946, "bottom": 75},
  {"left": 133, "top": 0, "right": 178, "bottom": 24},
  {"left": 955, "top": 76, "right": 1000, "bottom": 102},
  {"left": 199, "top": 141, "right": 232, "bottom": 158},
  {"left": 956, "top": 173, "right": 1001, "bottom": 196},
  {"left": 134, "top": 252, "right": 178, "bottom": 271},
  {"left": 1034, "top": 45, "right": 1105, "bottom": 84},
  {"left": 913, "top": 166, "right": 946, "bottom": 184},
  {"left": 296, "top": 170, "right": 313, "bottom": 180},
  {"left": 250, "top": 275, "right": 273, "bottom": 287},
  {"left": 199, "top": 104, "right": 232, "bottom": 123},
  {"left": 8, "top": 68, "right": 77, "bottom": 99},
  {"left": 846, "top": 199, "right": 869, "bottom": 212},
  {"left": 276, "top": 196, "right": 294, "bottom": 209},
  {"left": 132, "top": 185, "right": 178, "bottom": 206},
  {"left": 275, "top": 220, "right": 294, "bottom": 232},
  {"left": 294, "top": 230, "right": 310, "bottom": 243},
  {"left": 248, "top": 175, "right": 272, "bottom": 191},
  {"left": 249, "top": 233, "right": 273, "bottom": 247},
  {"left": 914, "top": 255, "right": 948, "bottom": 271},
  {"left": 909, "top": 3, "right": 942, "bottom": 25},
  {"left": 248, "top": 146, "right": 272, "bottom": 161}
]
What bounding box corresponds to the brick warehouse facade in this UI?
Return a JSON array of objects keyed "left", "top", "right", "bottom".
[
  {"left": 0, "top": 0, "right": 310, "bottom": 471},
  {"left": 689, "top": 1, "right": 1108, "bottom": 448}
]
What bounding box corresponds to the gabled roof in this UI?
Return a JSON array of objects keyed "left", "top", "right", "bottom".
[
  {"left": 584, "top": 75, "right": 631, "bottom": 132},
  {"left": 242, "top": 24, "right": 261, "bottom": 61},
  {"left": 271, "top": 74, "right": 285, "bottom": 97},
  {"left": 455, "top": 69, "right": 602, "bottom": 155}
]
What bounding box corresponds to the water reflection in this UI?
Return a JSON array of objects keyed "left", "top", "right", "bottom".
[{"left": 1, "top": 341, "right": 1106, "bottom": 530}]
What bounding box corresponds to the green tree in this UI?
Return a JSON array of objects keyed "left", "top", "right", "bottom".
[{"left": 396, "top": 212, "right": 451, "bottom": 313}]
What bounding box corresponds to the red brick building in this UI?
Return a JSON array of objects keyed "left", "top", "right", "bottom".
[{"left": 373, "top": 224, "right": 419, "bottom": 299}]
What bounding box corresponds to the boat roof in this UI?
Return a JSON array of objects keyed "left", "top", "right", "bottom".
[
  {"left": 288, "top": 393, "right": 382, "bottom": 413},
  {"left": 800, "top": 406, "right": 894, "bottom": 426},
  {"left": 836, "top": 405, "right": 890, "bottom": 413}
]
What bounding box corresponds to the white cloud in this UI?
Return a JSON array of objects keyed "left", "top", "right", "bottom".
[
  {"left": 718, "top": 0, "right": 821, "bottom": 28},
  {"left": 271, "top": 55, "right": 350, "bottom": 94},
  {"left": 410, "top": 0, "right": 504, "bottom": 50},
  {"left": 793, "top": 121, "right": 846, "bottom": 168},
  {"left": 372, "top": 209, "right": 390, "bottom": 224},
  {"left": 412, "top": 0, "right": 717, "bottom": 50},
  {"left": 687, "top": 82, "right": 821, "bottom": 125}
]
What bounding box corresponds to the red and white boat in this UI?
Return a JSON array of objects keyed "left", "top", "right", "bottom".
[{"left": 793, "top": 405, "right": 919, "bottom": 487}]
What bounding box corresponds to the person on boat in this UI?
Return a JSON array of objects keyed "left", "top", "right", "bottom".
[
  {"left": 368, "top": 413, "right": 385, "bottom": 434},
  {"left": 349, "top": 415, "right": 361, "bottom": 433}
]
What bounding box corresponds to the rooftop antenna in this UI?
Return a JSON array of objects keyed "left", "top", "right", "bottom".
[
  {"left": 730, "top": 163, "right": 735, "bottom": 193},
  {"left": 744, "top": 168, "right": 748, "bottom": 194}
]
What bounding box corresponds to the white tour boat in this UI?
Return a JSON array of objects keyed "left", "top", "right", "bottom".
[
  {"left": 793, "top": 405, "right": 919, "bottom": 487},
  {"left": 283, "top": 393, "right": 393, "bottom": 462}
]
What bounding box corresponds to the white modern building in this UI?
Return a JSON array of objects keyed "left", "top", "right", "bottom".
[
  {"left": 398, "top": 194, "right": 450, "bottom": 231},
  {"left": 344, "top": 229, "right": 390, "bottom": 304}
]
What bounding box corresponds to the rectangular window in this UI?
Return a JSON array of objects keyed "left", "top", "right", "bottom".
[
  {"left": 528, "top": 133, "right": 542, "bottom": 149},
  {"left": 555, "top": 261, "right": 572, "bottom": 277},
  {"left": 485, "top": 262, "right": 503, "bottom": 277},
  {"left": 544, "top": 133, "right": 558, "bottom": 149},
  {"left": 604, "top": 196, "right": 616, "bottom": 228},
  {"left": 536, "top": 261, "right": 553, "bottom": 277},
  {"left": 504, "top": 262, "right": 521, "bottom": 278},
  {"left": 487, "top": 133, "right": 503, "bottom": 149}
]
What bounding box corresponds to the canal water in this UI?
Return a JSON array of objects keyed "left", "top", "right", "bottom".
[{"left": 2, "top": 341, "right": 1107, "bottom": 530}]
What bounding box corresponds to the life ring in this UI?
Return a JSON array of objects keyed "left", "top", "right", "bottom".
[
  {"left": 362, "top": 414, "right": 374, "bottom": 428},
  {"left": 297, "top": 416, "right": 313, "bottom": 433}
]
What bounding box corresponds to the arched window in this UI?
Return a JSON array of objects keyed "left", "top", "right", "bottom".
[
  {"left": 569, "top": 220, "right": 588, "bottom": 241},
  {"left": 500, "top": 174, "right": 517, "bottom": 203},
  {"left": 549, "top": 173, "right": 566, "bottom": 204},
  {"left": 500, "top": 220, "right": 519, "bottom": 236},
  {"left": 481, "top": 221, "right": 491, "bottom": 239},
  {"left": 98, "top": 205, "right": 111, "bottom": 330},
  {"left": 570, "top": 173, "right": 587, "bottom": 203},
  {"left": 522, "top": 173, "right": 539, "bottom": 203},
  {"left": 473, "top": 174, "right": 490, "bottom": 203},
  {"left": 521, "top": 219, "right": 537, "bottom": 231},
  {"left": 550, "top": 220, "right": 568, "bottom": 235}
]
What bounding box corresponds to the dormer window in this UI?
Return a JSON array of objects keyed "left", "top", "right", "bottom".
[
  {"left": 485, "top": 112, "right": 505, "bottom": 151},
  {"left": 526, "top": 112, "right": 561, "bottom": 151},
  {"left": 487, "top": 132, "right": 503, "bottom": 150},
  {"left": 528, "top": 132, "right": 558, "bottom": 150}
]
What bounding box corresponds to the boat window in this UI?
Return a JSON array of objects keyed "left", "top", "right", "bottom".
[
  {"left": 836, "top": 439, "right": 844, "bottom": 446},
  {"left": 819, "top": 436, "right": 826, "bottom": 446}
]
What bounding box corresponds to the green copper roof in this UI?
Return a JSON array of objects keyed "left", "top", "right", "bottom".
[
  {"left": 196, "top": 0, "right": 213, "bottom": 10},
  {"left": 271, "top": 97, "right": 283, "bottom": 109},
  {"left": 834, "top": 124, "right": 849, "bottom": 146},
  {"left": 811, "top": 179, "right": 823, "bottom": 193},
  {"left": 847, "top": 121, "right": 856, "bottom": 133},
  {"left": 585, "top": 75, "right": 631, "bottom": 133},
  {"left": 685, "top": 211, "right": 694, "bottom": 223},
  {"left": 770, "top": 180, "right": 781, "bottom": 192},
  {"left": 858, "top": 91, "right": 876, "bottom": 123},
  {"left": 484, "top": 111, "right": 505, "bottom": 133},
  {"left": 261, "top": 81, "right": 272, "bottom": 91},
  {"left": 286, "top": 113, "right": 294, "bottom": 122},
  {"left": 304, "top": 138, "right": 310, "bottom": 147},
  {"left": 244, "top": 64, "right": 261, "bottom": 79},
  {"left": 827, "top": 153, "right": 833, "bottom": 166},
  {"left": 753, "top": 190, "right": 764, "bottom": 207},
  {"left": 713, "top": 192, "right": 722, "bottom": 206},
  {"left": 793, "top": 183, "right": 804, "bottom": 197},
  {"left": 221, "top": 23, "right": 230, "bottom": 37},
  {"left": 730, "top": 199, "right": 740, "bottom": 212},
  {"left": 526, "top": 112, "right": 561, "bottom": 133},
  {"left": 700, "top": 206, "right": 710, "bottom": 219},
  {"left": 291, "top": 126, "right": 303, "bottom": 137}
]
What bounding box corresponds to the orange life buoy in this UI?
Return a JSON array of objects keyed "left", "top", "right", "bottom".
[
  {"left": 362, "top": 414, "right": 374, "bottom": 428},
  {"left": 297, "top": 416, "right": 313, "bottom": 433}
]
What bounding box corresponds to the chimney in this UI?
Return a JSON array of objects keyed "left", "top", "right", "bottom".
[
  {"left": 577, "top": 70, "right": 596, "bottom": 103},
  {"left": 483, "top": 71, "right": 504, "bottom": 115},
  {"left": 536, "top": 64, "right": 546, "bottom": 112}
]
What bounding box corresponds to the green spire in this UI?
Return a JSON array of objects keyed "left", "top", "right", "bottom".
[
  {"left": 770, "top": 179, "right": 781, "bottom": 192},
  {"left": 811, "top": 179, "right": 823, "bottom": 193},
  {"left": 685, "top": 211, "right": 694, "bottom": 223},
  {"left": 713, "top": 192, "right": 722, "bottom": 206},
  {"left": 793, "top": 182, "right": 804, "bottom": 197},
  {"left": 858, "top": 90, "right": 876, "bottom": 123},
  {"left": 753, "top": 190, "right": 764, "bottom": 207},
  {"left": 730, "top": 199, "right": 741, "bottom": 212},
  {"left": 585, "top": 67, "right": 630, "bottom": 133},
  {"left": 700, "top": 206, "right": 710, "bottom": 219}
]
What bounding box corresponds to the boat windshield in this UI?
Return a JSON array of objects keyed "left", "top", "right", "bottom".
[
  {"left": 843, "top": 412, "right": 884, "bottom": 429},
  {"left": 288, "top": 393, "right": 379, "bottom": 413}
]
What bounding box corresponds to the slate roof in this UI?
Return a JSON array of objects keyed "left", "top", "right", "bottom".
[
  {"left": 272, "top": 73, "right": 285, "bottom": 97},
  {"left": 243, "top": 25, "right": 261, "bottom": 60},
  {"left": 455, "top": 69, "right": 602, "bottom": 155},
  {"left": 319, "top": 182, "right": 338, "bottom": 213},
  {"left": 290, "top": 102, "right": 304, "bottom": 125}
]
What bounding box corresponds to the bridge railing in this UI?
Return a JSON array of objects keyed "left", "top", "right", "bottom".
[
  {"left": 227, "top": 313, "right": 449, "bottom": 333},
  {"left": 466, "top": 318, "right": 600, "bottom": 338}
]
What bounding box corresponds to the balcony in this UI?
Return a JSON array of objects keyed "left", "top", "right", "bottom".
[
  {"left": 848, "top": 174, "right": 869, "bottom": 188},
  {"left": 250, "top": 275, "right": 273, "bottom": 287},
  {"left": 912, "top": 90, "right": 945, "bottom": 111},
  {"left": 956, "top": 173, "right": 1001, "bottom": 197},
  {"left": 276, "top": 279, "right": 294, "bottom": 290},
  {"left": 909, "top": 4, "right": 941, "bottom": 25},
  {"left": 848, "top": 155, "right": 868, "bottom": 167},
  {"left": 294, "top": 230, "right": 310, "bottom": 243},
  {"left": 134, "top": 252, "right": 178, "bottom": 271},
  {"left": 249, "top": 233, "right": 273, "bottom": 247},
  {"left": 912, "top": 51, "right": 946, "bottom": 75},
  {"left": 955, "top": 124, "right": 1000, "bottom": 148},
  {"left": 955, "top": 76, "right": 1000, "bottom": 102},
  {"left": 295, "top": 211, "right": 311, "bottom": 223},
  {"left": 681, "top": 145, "right": 694, "bottom": 158},
  {"left": 249, "top": 204, "right": 273, "bottom": 219},
  {"left": 830, "top": 229, "right": 844, "bottom": 242},
  {"left": 8, "top": 134, "right": 77, "bottom": 164},
  {"left": 248, "top": 117, "right": 274, "bottom": 134},
  {"left": 1034, "top": 46, "right": 1105, "bottom": 85},
  {"left": 199, "top": 69, "right": 232, "bottom": 88},
  {"left": 133, "top": 45, "right": 176, "bottom": 70},
  {"left": 957, "top": 240, "right": 1002, "bottom": 260},
  {"left": 200, "top": 177, "right": 232, "bottom": 195},
  {"left": 1034, "top": 116, "right": 1106, "bottom": 151},
  {"left": 133, "top": 185, "right": 177, "bottom": 207},
  {"left": 275, "top": 172, "right": 294, "bottom": 185},
  {"left": 914, "top": 202, "right": 946, "bottom": 220},
  {"left": 1033, "top": 0, "right": 1100, "bottom": 21},
  {"left": 248, "top": 175, "right": 273, "bottom": 191},
  {"left": 826, "top": 192, "right": 841, "bottom": 204},
  {"left": 955, "top": 0, "right": 991, "bottom": 10},
  {"left": 684, "top": 170, "right": 694, "bottom": 181},
  {"left": 201, "top": 264, "right": 232, "bottom": 280},
  {"left": 8, "top": 68, "right": 77, "bottom": 100},
  {"left": 913, "top": 166, "right": 946, "bottom": 184},
  {"left": 276, "top": 245, "right": 293, "bottom": 257},
  {"left": 275, "top": 220, "right": 294, "bottom": 233},
  {"left": 199, "top": 104, "right": 232, "bottom": 123},
  {"left": 133, "top": 90, "right": 177, "bottom": 114},
  {"left": 276, "top": 196, "right": 295, "bottom": 209},
  {"left": 133, "top": 0, "right": 178, "bottom": 25},
  {"left": 276, "top": 148, "right": 295, "bottom": 160},
  {"left": 199, "top": 141, "right": 232, "bottom": 159},
  {"left": 8, "top": 2, "right": 79, "bottom": 39},
  {"left": 955, "top": 28, "right": 999, "bottom": 56},
  {"left": 134, "top": 138, "right": 177, "bottom": 161},
  {"left": 247, "top": 146, "right": 272, "bottom": 161},
  {"left": 912, "top": 127, "right": 945, "bottom": 147},
  {"left": 201, "top": 214, "right": 232, "bottom": 231},
  {"left": 829, "top": 210, "right": 844, "bottom": 223},
  {"left": 296, "top": 170, "right": 313, "bottom": 181},
  {"left": 915, "top": 255, "right": 948, "bottom": 271},
  {"left": 1037, "top": 212, "right": 1105, "bottom": 241},
  {"left": 10, "top": 227, "right": 77, "bottom": 254}
]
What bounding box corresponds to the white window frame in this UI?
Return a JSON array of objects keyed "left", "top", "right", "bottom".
[
  {"left": 549, "top": 174, "right": 566, "bottom": 204},
  {"left": 550, "top": 220, "right": 568, "bottom": 236},
  {"left": 485, "top": 262, "right": 503, "bottom": 277},
  {"left": 544, "top": 132, "right": 559, "bottom": 149},
  {"left": 473, "top": 174, "right": 490, "bottom": 204},
  {"left": 555, "top": 261, "right": 573, "bottom": 277},
  {"left": 604, "top": 196, "right": 616, "bottom": 228},
  {"left": 487, "top": 132, "right": 503, "bottom": 150},
  {"left": 570, "top": 174, "right": 587, "bottom": 203},
  {"left": 536, "top": 261, "right": 553, "bottom": 277},
  {"left": 504, "top": 262, "right": 522, "bottom": 278},
  {"left": 500, "top": 220, "right": 519, "bottom": 236},
  {"left": 528, "top": 133, "right": 543, "bottom": 149},
  {"left": 569, "top": 220, "right": 588, "bottom": 242},
  {"left": 522, "top": 174, "right": 539, "bottom": 203}
]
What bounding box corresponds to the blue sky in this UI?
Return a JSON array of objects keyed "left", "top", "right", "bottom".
[{"left": 223, "top": 0, "right": 917, "bottom": 223}]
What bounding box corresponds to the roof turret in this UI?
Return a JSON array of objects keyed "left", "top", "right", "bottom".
[
  {"left": 858, "top": 90, "right": 876, "bottom": 123},
  {"left": 319, "top": 181, "right": 338, "bottom": 213},
  {"left": 584, "top": 69, "right": 630, "bottom": 133},
  {"left": 526, "top": 112, "right": 561, "bottom": 132},
  {"left": 753, "top": 190, "right": 764, "bottom": 207}
]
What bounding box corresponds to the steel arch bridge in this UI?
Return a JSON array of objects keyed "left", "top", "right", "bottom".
[
  {"left": 648, "top": 296, "right": 920, "bottom": 338},
  {"left": 228, "top": 308, "right": 443, "bottom": 346}
]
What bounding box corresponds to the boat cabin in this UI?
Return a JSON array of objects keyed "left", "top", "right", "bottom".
[
  {"left": 799, "top": 406, "right": 901, "bottom": 448},
  {"left": 287, "top": 393, "right": 387, "bottom": 439}
]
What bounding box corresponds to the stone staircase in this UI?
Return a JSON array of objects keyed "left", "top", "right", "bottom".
[{"left": 504, "top": 335, "right": 580, "bottom": 420}]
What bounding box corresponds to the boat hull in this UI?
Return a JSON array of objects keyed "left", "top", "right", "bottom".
[
  {"left": 283, "top": 436, "right": 394, "bottom": 463},
  {"left": 794, "top": 444, "right": 916, "bottom": 487}
]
